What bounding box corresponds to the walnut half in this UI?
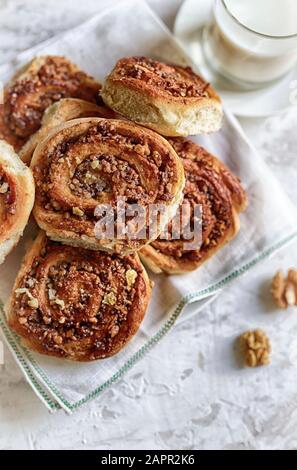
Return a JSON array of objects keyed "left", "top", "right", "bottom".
[
  {"left": 239, "top": 329, "right": 271, "bottom": 367},
  {"left": 271, "top": 269, "right": 297, "bottom": 309}
]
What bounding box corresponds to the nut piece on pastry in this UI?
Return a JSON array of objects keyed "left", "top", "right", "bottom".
[
  {"left": 20, "top": 98, "right": 117, "bottom": 165},
  {"left": 271, "top": 269, "right": 297, "bottom": 308},
  {"left": 0, "top": 140, "right": 34, "bottom": 265},
  {"left": 101, "top": 56, "right": 223, "bottom": 137},
  {"left": 140, "top": 138, "right": 247, "bottom": 274},
  {"left": 7, "top": 231, "right": 152, "bottom": 361},
  {"left": 0, "top": 55, "right": 101, "bottom": 152},
  {"left": 30, "top": 117, "right": 185, "bottom": 254}
]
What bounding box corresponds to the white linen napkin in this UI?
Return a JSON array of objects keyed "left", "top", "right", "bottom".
[{"left": 0, "top": 0, "right": 297, "bottom": 413}]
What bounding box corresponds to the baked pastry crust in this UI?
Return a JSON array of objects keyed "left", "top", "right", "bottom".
[
  {"left": 0, "top": 140, "right": 35, "bottom": 265},
  {"left": 0, "top": 56, "right": 101, "bottom": 152},
  {"left": 20, "top": 98, "right": 117, "bottom": 164},
  {"left": 7, "top": 231, "right": 152, "bottom": 361},
  {"left": 101, "top": 56, "right": 223, "bottom": 137},
  {"left": 140, "top": 138, "right": 247, "bottom": 274},
  {"left": 31, "top": 117, "right": 185, "bottom": 254}
]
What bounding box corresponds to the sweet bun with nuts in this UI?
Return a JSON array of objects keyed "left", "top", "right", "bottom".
[
  {"left": 0, "top": 55, "right": 101, "bottom": 152},
  {"left": 7, "top": 231, "right": 152, "bottom": 361},
  {"left": 0, "top": 140, "right": 35, "bottom": 265},
  {"left": 140, "top": 138, "right": 247, "bottom": 274},
  {"left": 20, "top": 98, "right": 117, "bottom": 165},
  {"left": 30, "top": 117, "right": 185, "bottom": 254},
  {"left": 101, "top": 56, "right": 223, "bottom": 137}
]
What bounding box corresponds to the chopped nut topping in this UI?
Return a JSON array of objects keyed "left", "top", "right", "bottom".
[
  {"left": 15, "top": 287, "right": 30, "bottom": 297},
  {"left": 52, "top": 201, "right": 61, "bottom": 211},
  {"left": 271, "top": 269, "right": 297, "bottom": 308},
  {"left": 72, "top": 207, "right": 84, "bottom": 217},
  {"left": 54, "top": 335, "right": 63, "bottom": 345},
  {"left": 239, "top": 329, "right": 271, "bottom": 367},
  {"left": 89, "top": 317, "right": 98, "bottom": 324},
  {"left": 27, "top": 278, "right": 35, "bottom": 288},
  {"left": 110, "top": 325, "right": 119, "bottom": 338},
  {"left": 15, "top": 287, "right": 38, "bottom": 307},
  {"left": 103, "top": 291, "right": 117, "bottom": 306},
  {"left": 27, "top": 298, "right": 39, "bottom": 309},
  {"left": 116, "top": 57, "right": 210, "bottom": 98},
  {"left": 126, "top": 268, "right": 138, "bottom": 289},
  {"left": 18, "top": 317, "right": 27, "bottom": 325},
  {"left": 0, "top": 182, "right": 9, "bottom": 193},
  {"left": 134, "top": 144, "right": 144, "bottom": 154},
  {"left": 91, "top": 160, "right": 99, "bottom": 169},
  {"left": 48, "top": 288, "right": 56, "bottom": 300},
  {"left": 54, "top": 298, "right": 65, "bottom": 309}
]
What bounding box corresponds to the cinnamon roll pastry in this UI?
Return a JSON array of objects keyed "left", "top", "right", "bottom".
[
  {"left": 140, "top": 138, "right": 247, "bottom": 274},
  {"left": 8, "top": 232, "right": 152, "bottom": 361},
  {"left": 101, "top": 56, "right": 222, "bottom": 137},
  {"left": 31, "top": 118, "right": 185, "bottom": 254},
  {"left": 20, "top": 98, "right": 117, "bottom": 164},
  {"left": 0, "top": 56, "right": 101, "bottom": 152},
  {"left": 0, "top": 140, "right": 34, "bottom": 265}
]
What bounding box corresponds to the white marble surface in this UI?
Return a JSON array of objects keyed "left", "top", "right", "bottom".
[{"left": 1, "top": 0, "right": 297, "bottom": 450}]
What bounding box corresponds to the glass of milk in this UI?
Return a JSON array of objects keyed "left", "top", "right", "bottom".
[{"left": 202, "top": 0, "right": 297, "bottom": 88}]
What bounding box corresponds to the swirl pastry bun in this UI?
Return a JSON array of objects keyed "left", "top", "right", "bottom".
[
  {"left": 0, "top": 56, "right": 101, "bottom": 152},
  {"left": 101, "top": 56, "right": 223, "bottom": 137},
  {"left": 0, "top": 140, "right": 34, "bottom": 265},
  {"left": 20, "top": 98, "right": 117, "bottom": 165},
  {"left": 140, "top": 138, "right": 247, "bottom": 274},
  {"left": 8, "top": 232, "right": 152, "bottom": 361},
  {"left": 31, "top": 117, "right": 185, "bottom": 254}
]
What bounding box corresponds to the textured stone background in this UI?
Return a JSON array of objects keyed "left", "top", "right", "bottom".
[{"left": 1, "top": 0, "right": 297, "bottom": 450}]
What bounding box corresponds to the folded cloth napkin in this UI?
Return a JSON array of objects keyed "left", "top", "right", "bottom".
[{"left": 1, "top": 0, "right": 297, "bottom": 413}]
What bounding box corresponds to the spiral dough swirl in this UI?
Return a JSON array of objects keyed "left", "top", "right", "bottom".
[
  {"left": 31, "top": 118, "right": 185, "bottom": 254},
  {"left": 8, "top": 232, "right": 152, "bottom": 361}
]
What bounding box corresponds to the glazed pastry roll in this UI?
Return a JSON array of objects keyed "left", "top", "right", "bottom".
[
  {"left": 101, "top": 56, "right": 223, "bottom": 137},
  {"left": 140, "top": 138, "right": 247, "bottom": 274},
  {"left": 31, "top": 118, "right": 185, "bottom": 254},
  {"left": 0, "top": 140, "right": 34, "bottom": 265},
  {"left": 20, "top": 98, "right": 117, "bottom": 164},
  {"left": 8, "top": 232, "right": 152, "bottom": 361},
  {"left": 0, "top": 56, "right": 101, "bottom": 152}
]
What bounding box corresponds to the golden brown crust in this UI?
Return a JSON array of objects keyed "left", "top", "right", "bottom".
[
  {"left": 168, "top": 138, "right": 247, "bottom": 213},
  {"left": 0, "top": 140, "right": 35, "bottom": 265},
  {"left": 8, "top": 231, "right": 152, "bottom": 361},
  {"left": 140, "top": 138, "right": 247, "bottom": 274},
  {"left": 101, "top": 57, "right": 223, "bottom": 137},
  {"left": 0, "top": 112, "right": 24, "bottom": 151},
  {"left": 107, "top": 56, "right": 213, "bottom": 100},
  {"left": 20, "top": 98, "right": 117, "bottom": 165},
  {"left": 31, "top": 117, "right": 185, "bottom": 254},
  {"left": 0, "top": 56, "right": 101, "bottom": 152}
]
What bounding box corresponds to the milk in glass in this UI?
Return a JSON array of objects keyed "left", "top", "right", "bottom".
[{"left": 203, "top": 0, "right": 297, "bottom": 87}]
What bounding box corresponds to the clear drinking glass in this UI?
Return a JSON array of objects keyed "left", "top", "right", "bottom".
[{"left": 202, "top": 0, "right": 297, "bottom": 89}]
